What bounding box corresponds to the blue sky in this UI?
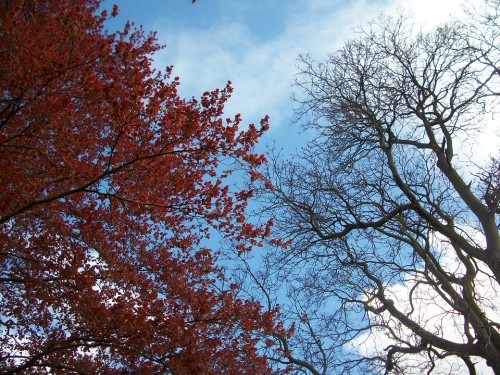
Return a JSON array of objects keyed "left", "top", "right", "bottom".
[
  {"left": 108, "top": 0, "right": 476, "bottom": 153},
  {"left": 104, "top": 2, "right": 497, "bottom": 373}
]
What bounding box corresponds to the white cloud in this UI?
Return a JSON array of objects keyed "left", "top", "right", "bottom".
[
  {"left": 349, "top": 228, "right": 498, "bottom": 374},
  {"left": 151, "top": 0, "right": 482, "bottom": 134}
]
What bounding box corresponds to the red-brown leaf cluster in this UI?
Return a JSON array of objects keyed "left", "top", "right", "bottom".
[{"left": 0, "top": 0, "right": 289, "bottom": 373}]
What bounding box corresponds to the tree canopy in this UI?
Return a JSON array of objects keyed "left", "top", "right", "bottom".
[
  {"left": 248, "top": 1, "right": 500, "bottom": 374},
  {"left": 0, "top": 0, "right": 290, "bottom": 373}
]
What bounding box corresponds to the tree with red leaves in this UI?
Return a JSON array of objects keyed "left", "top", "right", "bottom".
[{"left": 0, "top": 0, "right": 289, "bottom": 373}]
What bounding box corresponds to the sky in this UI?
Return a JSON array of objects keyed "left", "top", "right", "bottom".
[
  {"left": 106, "top": 1, "right": 496, "bottom": 373},
  {"left": 107, "top": 0, "right": 486, "bottom": 154}
]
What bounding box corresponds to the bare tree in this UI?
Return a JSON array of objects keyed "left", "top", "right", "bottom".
[{"left": 254, "top": 1, "right": 500, "bottom": 374}]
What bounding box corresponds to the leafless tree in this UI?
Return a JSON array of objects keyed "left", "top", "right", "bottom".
[{"left": 250, "top": 1, "right": 500, "bottom": 374}]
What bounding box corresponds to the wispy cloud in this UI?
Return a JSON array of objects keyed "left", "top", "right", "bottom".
[{"left": 150, "top": 0, "right": 474, "bottom": 134}]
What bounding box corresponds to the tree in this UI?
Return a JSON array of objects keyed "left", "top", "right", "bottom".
[
  {"left": 254, "top": 1, "right": 500, "bottom": 374},
  {"left": 0, "top": 0, "right": 290, "bottom": 373}
]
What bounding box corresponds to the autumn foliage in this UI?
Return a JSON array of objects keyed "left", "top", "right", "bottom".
[{"left": 0, "top": 0, "right": 288, "bottom": 373}]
